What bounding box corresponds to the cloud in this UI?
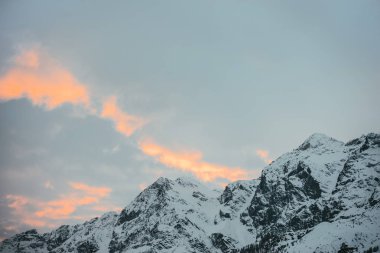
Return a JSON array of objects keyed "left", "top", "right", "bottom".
[
  {"left": 256, "top": 149, "right": 272, "bottom": 164},
  {"left": 4, "top": 182, "right": 115, "bottom": 232},
  {"left": 69, "top": 182, "right": 111, "bottom": 198},
  {"left": 44, "top": 180, "right": 54, "bottom": 189},
  {"left": 14, "top": 49, "right": 40, "bottom": 69},
  {"left": 139, "top": 139, "right": 260, "bottom": 182},
  {"left": 0, "top": 49, "right": 92, "bottom": 110},
  {"left": 102, "top": 145, "right": 120, "bottom": 154},
  {"left": 218, "top": 182, "right": 229, "bottom": 188},
  {"left": 35, "top": 182, "right": 111, "bottom": 220},
  {"left": 138, "top": 182, "right": 147, "bottom": 191},
  {"left": 91, "top": 205, "right": 122, "bottom": 213},
  {"left": 0, "top": 48, "right": 147, "bottom": 139},
  {"left": 101, "top": 96, "right": 146, "bottom": 137},
  {"left": 5, "top": 195, "right": 48, "bottom": 228}
]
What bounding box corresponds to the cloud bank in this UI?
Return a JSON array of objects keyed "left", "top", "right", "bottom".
[{"left": 0, "top": 48, "right": 262, "bottom": 236}]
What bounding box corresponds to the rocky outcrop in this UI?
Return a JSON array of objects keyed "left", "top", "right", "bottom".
[
  {"left": 1, "top": 133, "right": 379, "bottom": 253},
  {"left": 244, "top": 133, "right": 380, "bottom": 252}
]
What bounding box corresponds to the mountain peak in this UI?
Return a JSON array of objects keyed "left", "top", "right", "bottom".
[
  {"left": 297, "top": 133, "right": 342, "bottom": 151},
  {"left": 151, "top": 176, "right": 172, "bottom": 186},
  {"left": 175, "top": 176, "right": 200, "bottom": 188},
  {"left": 345, "top": 133, "right": 380, "bottom": 153},
  {"left": 144, "top": 177, "right": 173, "bottom": 194},
  {"left": 1, "top": 133, "right": 379, "bottom": 253}
]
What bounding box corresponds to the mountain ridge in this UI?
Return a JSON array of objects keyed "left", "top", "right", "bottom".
[{"left": 1, "top": 133, "right": 379, "bottom": 253}]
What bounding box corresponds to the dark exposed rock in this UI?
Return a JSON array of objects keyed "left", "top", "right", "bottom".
[
  {"left": 337, "top": 243, "right": 357, "bottom": 253},
  {"left": 220, "top": 186, "right": 233, "bottom": 204},
  {"left": 219, "top": 210, "right": 231, "bottom": 219},
  {"left": 211, "top": 233, "right": 238, "bottom": 253},
  {"left": 192, "top": 191, "right": 208, "bottom": 201},
  {"left": 76, "top": 240, "right": 99, "bottom": 253},
  {"left": 116, "top": 209, "right": 141, "bottom": 225},
  {"left": 47, "top": 225, "right": 71, "bottom": 251},
  {"left": 1, "top": 133, "right": 379, "bottom": 253}
]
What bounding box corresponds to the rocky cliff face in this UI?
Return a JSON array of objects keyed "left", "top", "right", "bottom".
[
  {"left": 243, "top": 133, "right": 380, "bottom": 252},
  {"left": 1, "top": 133, "right": 379, "bottom": 253}
]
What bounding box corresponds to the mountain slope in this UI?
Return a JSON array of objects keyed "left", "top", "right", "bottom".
[
  {"left": 0, "top": 212, "right": 118, "bottom": 253},
  {"left": 1, "top": 133, "right": 379, "bottom": 253},
  {"left": 243, "top": 133, "right": 380, "bottom": 252}
]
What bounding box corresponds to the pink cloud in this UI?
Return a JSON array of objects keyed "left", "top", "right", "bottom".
[
  {"left": 0, "top": 48, "right": 148, "bottom": 140},
  {"left": 139, "top": 139, "right": 260, "bottom": 182},
  {"left": 4, "top": 182, "right": 115, "bottom": 232},
  {"left": 69, "top": 182, "right": 111, "bottom": 198},
  {"left": 100, "top": 96, "right": 146, "bottom": 137},
  {"left": 256, "top": 149, "right": 272, "bottom": 164},
  {"left": 138, "top": 183, "right": 148, "bottom": 191},
  {"left": 0, "top": 49, "right": 92, "bottom": 110},
  {"left": 14, "top": 49, "right": 40, "bottom": 69},
  {"left": 35, "top": 182, "right": 112, "bottom": 220},
  {"left": 5, "top": 195, "right": 48, "bottom": 228}
]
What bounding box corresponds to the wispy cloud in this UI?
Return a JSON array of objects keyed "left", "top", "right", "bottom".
[
  {"left": 101, "top": 96, "right": 146, "bottom": 137},
  {"left": 102, "top": 145, "right": 120, "bottom": 154},
  {"left": 69, "top": 182, "right": 111, "bottom": 198},
  {"left": 0, "top": 49, "right": 91, "bottom": 110},
  {"left": 91, "top": 204, "right": 122, "bottom": 213},
  {"left": 138, "top": 182, "right": 148, "bottom": 191},
  {"left": 139, "top": 139, "right": 260, "bottom": 182},
  {"left": 44, "top": 180, "right": 54, "bottom": 190},
  {"left": 256, "top": 149, "right": 272, "bottom": 164},
  {"left": 0, "top": 48, "right": 147, "bottom": 138},
  {"left": 5, "top": 195, "right": 49, "bottom": 228},
  {"left": 4, "top": 182, "right": 116, "bottom": 231},
  {"left": 35, "top": 182, "right": 111, "bottom": 220},
  {"left": 14, "top": 50, "right": 40, "bottom": 69}
]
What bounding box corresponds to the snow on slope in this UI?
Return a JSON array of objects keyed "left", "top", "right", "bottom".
[
  {"left": 1, "top": 133, "right": 379, "bottom": 253},
  {"left": 288, "top": 207, "right": 380, "bottom": 253},
  {"left": 244, "top": 133, "right": 380, "bottom": 252},
  {"left": 0, "top": 212, "right": 118, "bottom": 253},
  {"left": 109, "top": 176, "right": 259, "bottom": 252}
]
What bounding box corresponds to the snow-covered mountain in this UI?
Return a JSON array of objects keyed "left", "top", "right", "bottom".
[{"left": 1, "top": 133, "right": 379, "bottom": 253}]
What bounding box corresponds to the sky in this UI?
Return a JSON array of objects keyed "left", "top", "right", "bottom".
[{"left": 0, "top": 0, "right": 379, "bottom": 240}]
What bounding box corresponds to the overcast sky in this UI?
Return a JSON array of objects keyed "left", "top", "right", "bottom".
[{"left": 0, "top": 0, "right": 379, "bottom": 240}]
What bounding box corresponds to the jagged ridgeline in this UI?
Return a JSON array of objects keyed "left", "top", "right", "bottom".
[{"left": 1, "top": 133, "right": 379, "bottom": 253}]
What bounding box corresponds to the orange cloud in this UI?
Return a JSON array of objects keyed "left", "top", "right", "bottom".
[
  {"left": 139, "top": 139, "right": 259, "bottom": 182},
  {"left": 5, "top": 195, "right": 48, "bottom": 228},
  {"left": 0, "top": 49, "right": 91, "bottom": 110},
  {"left": 256, "top": 149, "right": 272, "bottom": 164},
  {"left": 35, "top": 196, "right": 98, "bottom": 219},
  {"left": 6, "top": 195, "right": 29, "bottom": 214},
  {"left": 0, "top": 49, "right": 147, "bottom": 139},
  {"left": 218, "top": 182, "right": 229, "bottom": 188},
  {"left": 101, "top": 96, "right": 145, "bottom": 136},
  {"left": 4, "top": 182, "right": 114, "bottom": 232},
  {"left": 35, "top": 182, "right": 111, "bottom": 220},
  {"left": 69, "top": 182, "right": 111, "bottom": 198}
]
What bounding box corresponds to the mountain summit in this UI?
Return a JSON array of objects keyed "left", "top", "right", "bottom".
[
  {"left": 1, "top": 133, "right": 379, "bottom": 253},
  {"left": 297, "top": 133, "right": 343, "bottom": 151}
]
